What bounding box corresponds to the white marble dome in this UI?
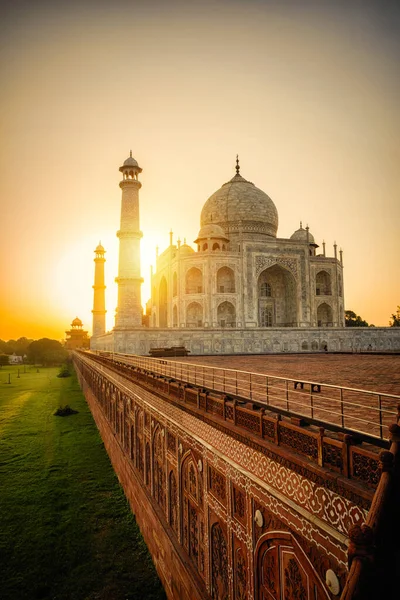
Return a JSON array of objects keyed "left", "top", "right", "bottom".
[
  {"left": 195, "top": 223, "right": 229, "bottom": 242},
  {"left": 290, "top": 223, "right": 315, "bottom": 244},
  {"left": 123, "top": 155, "right": 138, "bottom": 167},
  {"left": 200, "top": 173, "right": 278, "bottom": 238}
]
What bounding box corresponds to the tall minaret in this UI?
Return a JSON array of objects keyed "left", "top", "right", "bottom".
[
  {"left": 92, "top": 242, "right": 106, "bottom": 336},
  {"left": 115, "top": 151, "right": 143, "bottom": 328}
]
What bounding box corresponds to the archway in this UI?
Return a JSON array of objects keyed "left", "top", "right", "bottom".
[
  {"left": 185, "top": 267, "right": 203, "bottom": 294},
  {"left": 153, "top": 428, "right": 165, "bottom": 510},
  {"left": 217, "top": 267, "right": 235, "bottom": 293},
  {"left": 317, "top": 302, "right": 333, "bottom": 327},
  {"left": 316, "top": 271, "right": 332, "bottom": 296},
  {"left": 258, "top": 265, "right": 297, "bottom": 326},
  {"left": 217, "top": 301, "right": 236, "bottom": 327},
  {"left": 159, "top": 276, "right": 168, "bottom": 327},
  {"left": 181, "top": 453, "right": 204, "bottom": 577},
  {"left": 173, "top": 271, "right": 178, "bottom": 296},
  {"left": 186, "top": 302, "right": 203, "bottom": 327},
  {"left": 173, "top": 305, "right": 178, "bottom": 327}
]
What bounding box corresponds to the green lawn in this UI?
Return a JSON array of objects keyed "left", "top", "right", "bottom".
[{"left": 0, "top": 365, "right": 166, "bottom": 600}]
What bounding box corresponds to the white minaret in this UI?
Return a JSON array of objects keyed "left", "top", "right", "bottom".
[
  {"left": 92, "top": 243, "right": 106, "bottom": 336},
  {"left": 115, "top": 151, "right": 143, "bottom": 328}
]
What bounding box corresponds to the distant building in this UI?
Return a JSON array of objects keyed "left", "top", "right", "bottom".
[
  {"left": 8, "top": 353, "right": 23, "bottom": 364},
  {"left": 65, "top": 317, "right": 89, "bottom": 350}
]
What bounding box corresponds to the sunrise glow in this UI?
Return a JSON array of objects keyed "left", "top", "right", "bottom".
[{"left": 1, "top": 0, "right": 399, "bottom": 340}]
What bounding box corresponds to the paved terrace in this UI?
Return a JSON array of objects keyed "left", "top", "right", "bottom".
[{"left": 170, "top": 354, "right": 400, "bottom": 396}]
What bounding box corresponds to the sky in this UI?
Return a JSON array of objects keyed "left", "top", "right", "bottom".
[{"left": 1, "top": 0, "right": 399, "bottom": 341}]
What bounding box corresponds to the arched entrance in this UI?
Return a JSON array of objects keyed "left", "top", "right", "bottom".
[{"left": 258, "top": 265, "right": 297, "bottom": 327}]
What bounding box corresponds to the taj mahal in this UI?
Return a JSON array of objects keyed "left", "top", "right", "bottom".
[{"left": 90, "top": 152, "right": 400, "bottom": 355}]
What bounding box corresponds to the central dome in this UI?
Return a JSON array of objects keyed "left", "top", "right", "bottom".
[{"left": 200, "top": 172, "right": 278, "bottom": 238}]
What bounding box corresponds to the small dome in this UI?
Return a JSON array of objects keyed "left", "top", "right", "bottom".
[
  {"left": 123, "top": 156, "right": 138, "bottom": 167},
  {"left": 179, "top": 241, "right": 195, "bottom": 255},
  {"left": 290, "top": 223, "right": 315, "bottom": 244},
  {"left": 195, "top": 223, "right": 229, "bottom": 242},
  {"left": 72, "top": 317, "right": 83, "bottom": 327},
  {"left": 120, "top": 150, "right": 141, "bottom": 173},
  {"left": 95, "top": 243, "right": 105, "bottom": 253}
]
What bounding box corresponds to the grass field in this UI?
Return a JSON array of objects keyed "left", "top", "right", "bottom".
[{"left": 0, "top": 365, "right": 166, "bottom": 600}]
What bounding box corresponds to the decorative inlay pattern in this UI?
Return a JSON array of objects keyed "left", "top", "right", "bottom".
[
  {"left": 209, "top": 466, "right": 227, "bottom": 505},
  {"left": 255, "top": 255, "right": 299, "bottom": 280}
]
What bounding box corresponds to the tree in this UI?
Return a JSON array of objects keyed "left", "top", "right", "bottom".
[
  {"left": 345, "top": 310, "right": 369, "bottom": 327},
  {"left": 27, "top": 339, "right": 68, "bottom": 366},
  {"left": 389, "top": 306, "right": 400, "bottom": 327},
  {"left": 0, "top": 354, "right": 9, "bottom": 366},
  {"left": 14, "top": 337, "right": 34, "bottom": 356}
]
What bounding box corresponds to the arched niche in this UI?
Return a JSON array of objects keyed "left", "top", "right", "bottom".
[
  {"left": 185, "top": 267, "right": 203, "bottom": 294},
  {"left": 217, "top": 266, "right": 235, "bottom": 293},
  {"left": 173, "top": 305, "right": 178, "bottom": 327},
  {"left": 169, "top": 470, "right": 178, "bottom": 534},
  {"left": 316, "top": 270, "right": 332, "bottom": 295},
  {"left": 217, "top": 301, "right": 236, "bottom": 327},
  {"left": 152, "top": 427, "right": 165, "bottom": 510},
  {"left": 186, "top": 302, "right": 203, "bottom": 327},
  {"left": 317, "top": 302, "right": 333, "bottom": 327},
  {"left": 172, "top": 271, "right": 178, "bottom": 296},
  {"left": 181, "top": 452, "right": 204, "bottom": 577}
]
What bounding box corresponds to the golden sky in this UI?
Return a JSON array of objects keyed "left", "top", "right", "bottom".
[{"left": 1, "top": 0, "right": 399, "bottom": 340}]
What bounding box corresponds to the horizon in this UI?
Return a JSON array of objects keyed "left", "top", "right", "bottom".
[{"left": 1, "top": 0, "right": 399, "bottom": 340}]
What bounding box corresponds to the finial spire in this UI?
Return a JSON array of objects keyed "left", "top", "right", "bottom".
[
  {"left": 236, "top": 154, "right": 240, "bottom": 176},
  {"left": 129, "top": 149, "right": 132, "bottom": 157},
  {"left": 300, "top": 221, "right": 302, "bottom": 229}
]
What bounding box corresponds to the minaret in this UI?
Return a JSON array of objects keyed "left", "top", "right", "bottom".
[
  {"left": 92, "top": 243, "right": 106, "bottom": 336},
  {"left": 115, "top": 151, "right": 143, "bottom": 328}
]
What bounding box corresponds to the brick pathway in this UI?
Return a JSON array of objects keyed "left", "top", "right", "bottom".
[
  {"left": 168, "top": 354, "right": 400, "bottom": 439},
  {"left": 173, "top": 354, "right": 400, "bottom": 395}
]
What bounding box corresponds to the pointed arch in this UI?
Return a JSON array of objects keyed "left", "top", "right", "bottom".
[
  {"left": 153, "top": 426, "right": 166, "bottom": 509},
  {"left": 185, "top": 267, "right": 203, "bottom": 294},
  {"left": 169, "top": 470, "right": 178, "bottom": 534},
  {"left": 186, "top": 302, "right": 203, "bottom": 327},
  {"left": 217, "top": 301, "right": 236, "bottom": 327},
  {"left": 217, "top": 266, "right": 235, "bottom": 293},
  {"left": 181, "top": 452, "right": 204, "bottom": 577},
  {"left": 316, "top": 270, "right": 332, "bottom": 295},
  {"left": 317, "top": 302, "right": 333, "bottom": 327}
]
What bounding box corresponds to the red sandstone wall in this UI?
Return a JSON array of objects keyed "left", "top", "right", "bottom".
[
  {"left": 76, "top": 372, "right": 208, "bottom": 600},
  {"left": 74, "top": 354, "right": 365, "bottom": 600}
]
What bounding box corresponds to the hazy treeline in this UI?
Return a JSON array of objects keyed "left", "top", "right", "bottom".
[{"left": 0, "top": 337, "right": 68, "bottom": 366}]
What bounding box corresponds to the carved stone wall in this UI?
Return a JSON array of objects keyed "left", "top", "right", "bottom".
[
  {"left": 90, "top": 325, "right": 400, "bottom": 354},
  {"left": 73, "top": 353, "right": 364, "bottom": 599}
]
